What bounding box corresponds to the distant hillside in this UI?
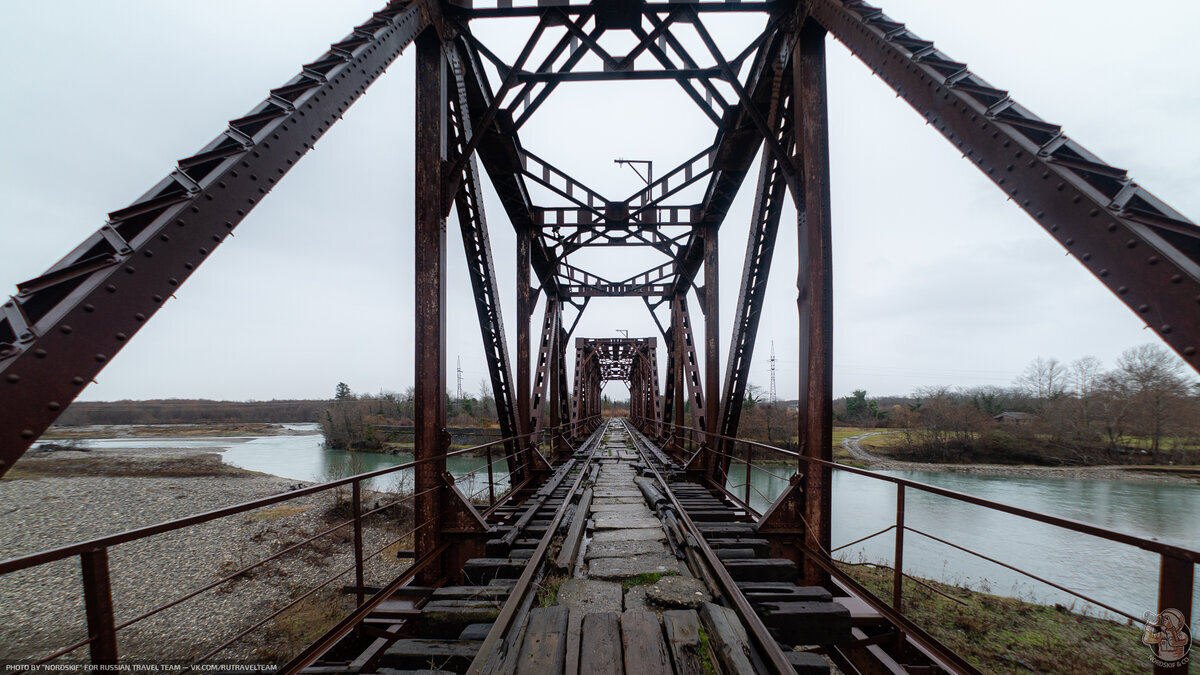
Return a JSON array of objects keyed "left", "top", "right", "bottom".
[{"left": 55, "top": 399, "right": 327, "bottom": 426}]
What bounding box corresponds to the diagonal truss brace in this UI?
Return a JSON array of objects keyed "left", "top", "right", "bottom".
[
  {"left": 810, "top": 0, "right": 1200, "bottom": 372},
  {"left": 445, "top": 42, "right": 522, "bottom": 478},
  {"left": 719, "top": 44, "right": 795, "bottom": 452},
  {"left": 0, "top": 0, "right": 430, "bottom": 477}
]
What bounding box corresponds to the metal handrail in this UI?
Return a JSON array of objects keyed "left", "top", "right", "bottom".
[
  {"left": 648, "top": 419, "right": 1197, "bottom": 674},
  {"left": 656, "top": 421, "right": 1200, "bottom": 563},
  {"left": 0, "top": 414, "right": 602, "bottom": 665}
]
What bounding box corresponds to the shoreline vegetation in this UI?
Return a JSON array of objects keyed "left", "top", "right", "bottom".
[{"left": 841, "top": 565, "right": 1150, "bottom": 674}]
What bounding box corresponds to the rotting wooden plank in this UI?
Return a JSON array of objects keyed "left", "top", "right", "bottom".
[
  {"left": 698, "top": 602, "right": 764, "bottom": 675},
  {"left": 620, "top": 611, "right": 671, "bottom": 675},
  {"left": 579, "top": 612, "right": 622, "bottom": 675},
  {"left": 662, "top": 609, "right": 704, "bottom": 673},
  {"left": 381, "top": 638, "right": 481, "bottom": 672},
  {"left": 554, "top": 487, "right": 593, "bottom": 572},
  {"left": 515, "top": 606, "right": 569, "bottom": 675},
  {"left": 755, "top": 600, "right": 852, "bottom": 645}
]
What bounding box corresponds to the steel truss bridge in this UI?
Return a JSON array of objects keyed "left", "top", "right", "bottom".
[{"left": 0, "top": 0, "right": 1197, "bottom": 673}]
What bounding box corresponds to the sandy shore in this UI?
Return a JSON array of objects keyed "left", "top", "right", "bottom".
[
  {"left": 0, "top": 442, "right": 411, "bottom": 665},
  {"left": 843, "top": 432, "right": 1200, "bottom": 485}
]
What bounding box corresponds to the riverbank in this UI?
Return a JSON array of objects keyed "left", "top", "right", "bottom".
[
  {"left": 842, "top": 432, "right": 1200, "bottom": 485},
  {"left": 0, "top": 444, "right": 412, "bottom": 664},
  {"left": 40, "top": 422, "right": 305, "bottom": 439},
  {"left": 843, "top": 565, "right": 1148, "bottom": 673}
]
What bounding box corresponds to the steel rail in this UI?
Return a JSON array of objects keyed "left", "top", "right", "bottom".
[
  {"left": 622, "top": 421, "right": 797, "bottom": 674},
  {"left": 806, "top": 552, "right": 984, "bottom": 675},
  {"left": 464, "top": 422, "right": 606, "bottom": 674},
  {"left": 189, "top": 516, "right": 439, "bottom": 667}
]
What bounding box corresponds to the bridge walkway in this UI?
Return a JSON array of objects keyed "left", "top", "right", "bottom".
[{"left": 312, "top": 420, "right": 850, "bottom": 674}]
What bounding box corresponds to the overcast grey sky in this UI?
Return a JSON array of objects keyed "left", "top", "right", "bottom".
[{"left": 1, "top": 1, "right": 1197, "bottom": 404}]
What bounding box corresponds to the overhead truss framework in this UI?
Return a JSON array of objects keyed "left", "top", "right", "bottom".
[
  {"left": 0, "top": 0, "right": 1196, "bottom": 634},
  {"left": 571, "top": 337, "right": 660, "bottom": 429}
]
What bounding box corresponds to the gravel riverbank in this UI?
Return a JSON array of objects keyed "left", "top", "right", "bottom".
[{"left": 0, "top": 444, "right": 412, "bottom": 665}]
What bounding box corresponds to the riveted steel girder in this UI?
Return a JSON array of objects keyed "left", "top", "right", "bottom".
[
  {"left": 810, "top": 0, "right": 1200, "bottom": 373},
  {"left": 0, "top": 0, "right": 429, "bottom": 477}
]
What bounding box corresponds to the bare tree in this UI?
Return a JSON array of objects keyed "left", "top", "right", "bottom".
[
  {"left": 1117, "top": 344, "right": 1191, "bottom": 456},
  {"left": 1017, "top": 356, "right": 1068, "bottom": 403}
]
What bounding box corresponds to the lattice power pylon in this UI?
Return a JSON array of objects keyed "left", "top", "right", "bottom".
[{"left": 1, "top": 0, "right": 1198, "bottom": 596}]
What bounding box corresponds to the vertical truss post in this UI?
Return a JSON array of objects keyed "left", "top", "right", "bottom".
[
  {"left": 556, "top": 323, "right": 570, "bottom": 446},
  {"left": 414, "top": 27, "right": 448, "bottom": 586},
  {"left": 648, "top": 339, "right": 662, "bottom": 437},
  {"left": 516, "top": 226, "right": 535, "bottom": 469},
  {"left": 661, "top": 329, "right": 676, "bottom": 439},
  {"left": 794, "top": 18, "right": 834, "bottom": 584},
  {"left": 671, "top": 299, "right": 687, "bottom": 431},
  {"left": 571, "top": 341, "right": 585, "bottom": 430},
  {"left": 703, "top": 224, "right": 720, "bottom": 476}
]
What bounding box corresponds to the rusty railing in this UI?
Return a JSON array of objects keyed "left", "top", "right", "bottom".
[{"left": 0, "top": 415, "right": 600, "bottom": 667}]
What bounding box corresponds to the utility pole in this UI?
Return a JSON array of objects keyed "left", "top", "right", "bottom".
[
  {"left": 769, "top": 340, "right": 777, "bottom": 404},
  {"left": 457, "top": 356, "right": 463, "bottom": 404}
]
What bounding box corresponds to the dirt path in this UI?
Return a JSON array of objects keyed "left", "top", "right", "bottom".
[{"left": 841, "top": 431, "right": 895, "bottom": 465}]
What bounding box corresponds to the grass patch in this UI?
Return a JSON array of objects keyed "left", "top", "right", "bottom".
[
  {"left": 537, "top": 572, "right": 567, "bottom": 608},
  {"left": 843, "top": 565, "right": 1147, "bottom": 673},
  {"left": 250, "top": 504, "right": 311, "bottom": 521},
  {"left": 620, "top": 570, "right": 678, "bottom": 591},
  {"left": 697, "top": 624, "right": 718, "bottom": 675},
  {"left": 254, "top": 588, "right": 354, "bottom": 661},
  {"left": 3, "top": 454, "right": 261, "bottom": 480}
]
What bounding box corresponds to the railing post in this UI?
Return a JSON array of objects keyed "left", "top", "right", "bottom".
[
  {"left": 744, "top": 442, "right": 753, "bottom": 507},
  {"left": 1154, "top": 554, "right": 1193, "bottom": 675},
  {"left": 80, "top": 548, "right": 117, "bottom": 665},
  {"left": 353, "top": 480, "right": 364, "bottom": 607},
  {"left": 893, "top": 485, "right": 905, "bottom": 611},
  {"left": 486, "top": 444, "right": 496, "bottom": 506}
]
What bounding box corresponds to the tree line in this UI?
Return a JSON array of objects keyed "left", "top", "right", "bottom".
[
  {"left": 320, "top": 381, "right": 501, "bottom": 450},
  {"left": 840, "top": 343, "right": 1200, "bottom": 465},
  {"left": 55, "top": 399, "right": 327, "bottom": 425}
]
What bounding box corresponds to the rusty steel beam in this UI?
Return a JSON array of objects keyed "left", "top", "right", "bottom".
[
  {"left": 413, "top": 25, "right": 449, "bottom": 585},
  {"left": 445, "top": 43, "right": 522, "bottom": 478},
  {"left": 0, "top": 1, "right": 429, "bottom": 477},
  {"left": 795, "top": 18, "right": 835, "bottom": 585},
  {"left": 702, "top": 223, "right": 720, "bottom": 469},
  {"left": 810, "top": 0, "right": 1200, "bottom": 373},
  {"left": 718, "top": 64, "right": 794, "bottom": 461},
  {"left": 669, "top": 17, "right": 792, "bottom": 296},
  {"left": 529, "top": 296, "right": 559, "bottom": 435},
  {"left": 453, "top": 38, "right": 562, "bottom": 298},
  {"left": 671, "top": 295, "right": 706, "bottom": 434}
]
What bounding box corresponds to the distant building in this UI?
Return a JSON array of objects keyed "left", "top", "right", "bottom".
[{"left": 994, "top": 411, "right": 1037, "bottom": 425}]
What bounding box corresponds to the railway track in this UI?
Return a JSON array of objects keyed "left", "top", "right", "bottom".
[{"left": 301, "top": 419, "right": 852, "bottom": 674}]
